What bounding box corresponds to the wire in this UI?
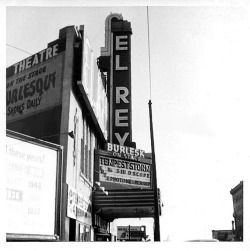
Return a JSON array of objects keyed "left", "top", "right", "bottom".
[
  {"left": 6, "top": 43, "right": 33, "bottom": 55},
  {"left": 147, "top": 6, "right": 152, "bottom": 100}
]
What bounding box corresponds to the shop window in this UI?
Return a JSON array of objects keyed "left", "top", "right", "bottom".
[{"left": 79, "top": 225, "right": 91, "bottom": 242}]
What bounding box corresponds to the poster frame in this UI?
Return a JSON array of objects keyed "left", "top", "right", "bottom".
[{"left": 6, "top": 129, "right": 63, "bottom": 241}]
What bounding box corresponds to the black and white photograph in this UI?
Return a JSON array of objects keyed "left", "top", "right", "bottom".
[{"left": 1, "top": 0, "right": 250, "bottom": 249}]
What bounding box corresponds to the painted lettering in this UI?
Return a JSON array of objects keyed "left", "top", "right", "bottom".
[
  {"left": 115, "top": 109, "right": 128, "bottom": 126},
  {"left": 52, "top": 44, "right": 58, "bottom": 56},
  {"left": 27, "top": 97, "right": 42, "bottom": 109},
  {"left": 115, "top": 55, "right": 128, "bottom": 71},
  {"left": 28, "top": 66, "right": 47, "bottom": 79},
  {"left": 6, "top": 80, "right": 14, "bottom": 89},
  {"left": 107, "top": 143, "right": 113, "bottom": 152},
  {"left": 26, "top": 57, "right": 32, "bottom": 69},
  {"left": 6, "top": 72, "right": 56, "bottom": 106},
  {"left": 106, "top": 143, "right": 145, "bottom": 158},
  {"left": 39, "top": 50, "right": 46, "bottom": 62},
  {"left": 116, "top": 36, "right": 128, "bottom": 50},
  {"left": 7, "top": 103, "right": 25, "bottom": 116},
  {"left": 115, "top": 132, "right": 129, "bottom": 146},
  {"left": 32, "top": 54, "right": 39, "bottom": 66},
  {"left": 46, "top": 47, "right": 52, "bottom": 60},
  {"left": 16, "top": 75, "right": 26, "bottom": 84},
  {"left": 12, "top": 45, "right": 58, "bottom": 75},
  {"left": 13, "top": 63, "right": 19, "bottom": 75},
  {"left": 116, "top": 87, "right": 129, "bottom": 104}
]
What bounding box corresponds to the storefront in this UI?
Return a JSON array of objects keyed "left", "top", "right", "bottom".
[
  {"left": 230, "top": 181, "right": 243, "bottom": 241},
  {"left": 93, "top": 214, "right": 111, "bottom": 241}
]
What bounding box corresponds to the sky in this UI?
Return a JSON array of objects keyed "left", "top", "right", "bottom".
[{"left": 2, "top": 0, "right": 250, "bottom": 247}]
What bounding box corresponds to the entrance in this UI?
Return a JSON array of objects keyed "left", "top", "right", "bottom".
[{"left": 79, "top": 224, "right": 91, "bottom": 241}]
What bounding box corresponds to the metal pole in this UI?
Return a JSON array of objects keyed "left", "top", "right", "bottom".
[{"left": 148, "top": 100, "right": 160, "bottom": 241}]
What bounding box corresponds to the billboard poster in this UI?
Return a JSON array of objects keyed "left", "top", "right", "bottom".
[
  {"left": 95, "top": 149, "right": 151, "bottom": 190},
  {"left": 67, "top": 185, "right": 92, "bottom": 225},
  {"left": 6, "top": 39, "right": 65, "bottom": 123},
  {"left": 6, "top": 132, "right": 60, "bottom": 236},
  {"left": 76, "top": 189, "right": 92, "bottom": 226},
  {"left": 67, "top": 186, "right": 77, "bottom": 219},
  {"left": 117, "top": 226, "right": 146, "bottom": 241}
]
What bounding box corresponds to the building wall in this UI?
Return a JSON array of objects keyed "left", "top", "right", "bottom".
[
  {"left": 6, "top": 24, "right": 108, "bottom": 242},
  {"left": 230, "top": 181, "right": 243, "bottom": 241},
  {"left": 110, "top": 221, "right": 117, "bottom": 241},
  {"left": 58, "top": 25, "right": 107, "bottom": 241},
  {"left": 212, "top": 230, "right": 233, "bottom": 241}
]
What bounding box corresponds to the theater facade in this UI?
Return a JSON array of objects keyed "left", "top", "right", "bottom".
[{"left": 6, "top": 14, "right": 160, "bottom": 242}]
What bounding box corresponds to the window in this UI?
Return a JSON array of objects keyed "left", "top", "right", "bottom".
[
  {"left": 80, "top": 118, "right": 95, "bottom": 184},
  {"left": 80, "top": 138, "right": 85, "bottom": 175},
  {"left": 85, "top": 144, "right": 88, "bottom": 179},
  {"left": 79, "top": 224, "right": 91, "bottom": 242}
]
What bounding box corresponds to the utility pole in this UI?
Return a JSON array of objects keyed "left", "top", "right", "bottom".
[{"left": 149, "top": 100, "right": 160, "bottom": 241}]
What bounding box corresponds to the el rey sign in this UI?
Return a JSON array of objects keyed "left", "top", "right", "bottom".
[
  {"left": 112, "top": 33, "right": 132, "bottom": 146},
  {"left": 100, "top": 14, "right": 133, "bottom": 147}
]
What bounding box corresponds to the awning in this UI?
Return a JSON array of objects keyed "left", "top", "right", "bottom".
[{"left": 93, "top": 189, "right": 155, "bottom": 221}]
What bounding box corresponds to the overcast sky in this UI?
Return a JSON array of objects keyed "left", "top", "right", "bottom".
[{"left": 2, "top": 0, "right": 250, "bottom": 247}]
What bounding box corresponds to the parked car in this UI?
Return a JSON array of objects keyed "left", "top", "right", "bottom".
[{"left": 185, "top": 239, "right": 219, "bottom": 242}]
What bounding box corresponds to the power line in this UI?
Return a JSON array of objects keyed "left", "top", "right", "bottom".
[
  {"left": 147, "top": 6, "right": 152, "bottom": 100},
  {"left": 6, "top": 43, "right": 33, "bottom": 55}
]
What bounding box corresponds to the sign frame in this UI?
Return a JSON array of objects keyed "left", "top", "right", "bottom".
[
  {"left": 94, "top": 149, "right": 152, "bottom": 190},
  {"left": 117, "top": 225, "right": 146, "bottom": 241},
  {"left": 67, "top": 184, "right": 92, "bottom": 226},
  {"left": 6, "top": 38, "right": 66, "bottom": 124},
  {"left": 6, "top": 130, "right": 63, "bottom": 241}
]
